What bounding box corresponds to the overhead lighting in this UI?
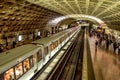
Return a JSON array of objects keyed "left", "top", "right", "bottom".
[
  {"left": 18, "top": 35, "right": 22, "bottom": 41},
  {"left": 38, "top": 32, "right": 40, "bottom": 36},
  {"left": 48, "top": 16, "right": 69, "bottom": 25}
]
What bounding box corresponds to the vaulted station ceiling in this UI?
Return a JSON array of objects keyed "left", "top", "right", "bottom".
[
  {"left": 28, "top": 0, "right": 120, "bottom": 31},
  {"left": 0, "top": 0, "right": 120, "bottom": 37},
  {"left": 0, "top": 0, "right": 119, "bottom": 51},
  {"left": 0, "top": 0, "right": 63, "bottom": 37}
]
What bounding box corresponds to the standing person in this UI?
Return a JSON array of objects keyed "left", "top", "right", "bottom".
[
  {"left": 118, "top": 43, "right": 120, "bottom": 54},
  {"left": 99, "top": 38, "right": 102, "bottom": 46},
  {"left": 95, "top": 40, "right": 98, "bottom": 51},
  {"left": 0, "top": 44, "right": 3, "bottom": 53},
  {"left": 113, "top": 42, "right": 117, "bottom": 53},
  {"left": 106, "top": 39, "right": 110, "bottom": 50},
  {"left": 13, "top": 41, "right": 16, "bottom": 48},
  {"left": 0, "top": 47, "right": 3, "bottom": 53}
]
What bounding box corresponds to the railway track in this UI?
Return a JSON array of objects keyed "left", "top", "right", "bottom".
[{"left": 46, "top": 29, "right": 85, "bottom": 80}]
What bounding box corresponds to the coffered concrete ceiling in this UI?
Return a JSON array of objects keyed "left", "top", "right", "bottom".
[{"left": 27, "top": 0, "right": 120, "bottom": 31}]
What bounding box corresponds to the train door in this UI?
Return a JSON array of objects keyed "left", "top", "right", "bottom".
[
  {"left": 48, "top": 45, "right": 51, "bottom": 58},
  {"left": 33, "top": 53, "right": 38, "bottom": 73},
  {"left": 36, "top": 49, "right": 43, "bottom": 70},
  {"left": 38, "top": 45, "right": 45, "bottom": 65},
  {"left": 29, "top": 56, "right": 34, "bottom": 68},
  {"left": 37, "top": 49, "right": 42, "bottom": 61},
  {"left": 58, "top": 39, "right": 61, "bottom": 49},
  {"left": 59, "top": 37, "right": 62, "bottom": 48}
]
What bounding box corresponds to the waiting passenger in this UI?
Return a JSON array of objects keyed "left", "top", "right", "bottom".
[
  {"left": 95, "top": 40, "right": 98, "bottom": 51},
  {"left": 0, "top": 44, "right": 3, "bottom": 53},
  {"left": 118, "top": 44, "right": 120, "bottom": 54},
  {"left": 99, "top": 38, "right": 102, "bottom": 46},
  {"left": 113, "top": 42, "right": 117, "bottom": 53},
  {"left": 106, "top": 39, "right": 110, "bottom": 50},
  {"left": 0, "top": 47, "right": 3, "bottom": 53},
  {"left": 12, "top": 41, "right": 16, "bottom": 48}
]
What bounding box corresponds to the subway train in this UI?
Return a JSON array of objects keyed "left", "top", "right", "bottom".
[{"left": 0, "top": 27, "right": 80, "bottom": 80}]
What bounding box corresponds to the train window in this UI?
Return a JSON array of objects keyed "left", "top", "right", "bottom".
[
  {"left": 53, "top": 41, "right": 58, "bottom": 49},
  {"left": 51, "top": 44, "right": 54, "bottom": 50},
  {"left": 55, "top": 42, "right": 56, "bottom": 48},
  {"left": 53, "top": 42, "right": 55, "bottom": 49},
  {"left": 54, "top": 42, "right": 56, "bottom": 48},
  {"left": 33, "top": 54, "right": 37, "bottom": 65},
  {"left": 60, "top": 37, "right": 64, "bottom": 43},
  {"left": 4, "top": 68, "right": 15, "bottom": 80},
  {"left": 55, "top": 41, "right": 58, "bottom": 47},
  {"left": 23, "top": 58, "right": 30, "bottom": 73},
  {"left": 59, "top": 38, "right": 62, "bottom": 43},
  {"left": 15, "top": 63, "right": 23, "bottom": 79}
]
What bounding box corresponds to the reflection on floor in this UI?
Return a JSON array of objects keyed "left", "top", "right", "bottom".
[{"left": 88, "top": 36, "right": 120, "bottom": 80}]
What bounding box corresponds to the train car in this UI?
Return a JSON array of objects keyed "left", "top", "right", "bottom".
[
  {"left": 0, "top": 44, "right": 42, "bottom": 80},
  {"left": 32, "top": 27, "right": 79, "bottom": 64},
  {"left": 0, "top": 27, "right": 80, "bottom": 80}
]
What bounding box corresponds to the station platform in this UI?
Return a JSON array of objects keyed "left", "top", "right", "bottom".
[
  {"left": 88, "top": 36, "right": 120, "bottom": 80},
  {"left": 33, "top": 31, "right": 120, "bottom": 80}
]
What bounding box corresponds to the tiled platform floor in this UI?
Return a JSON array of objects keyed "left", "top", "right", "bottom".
[{"left": 88, "top": 36, "right": 120, "bottom": 80}]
